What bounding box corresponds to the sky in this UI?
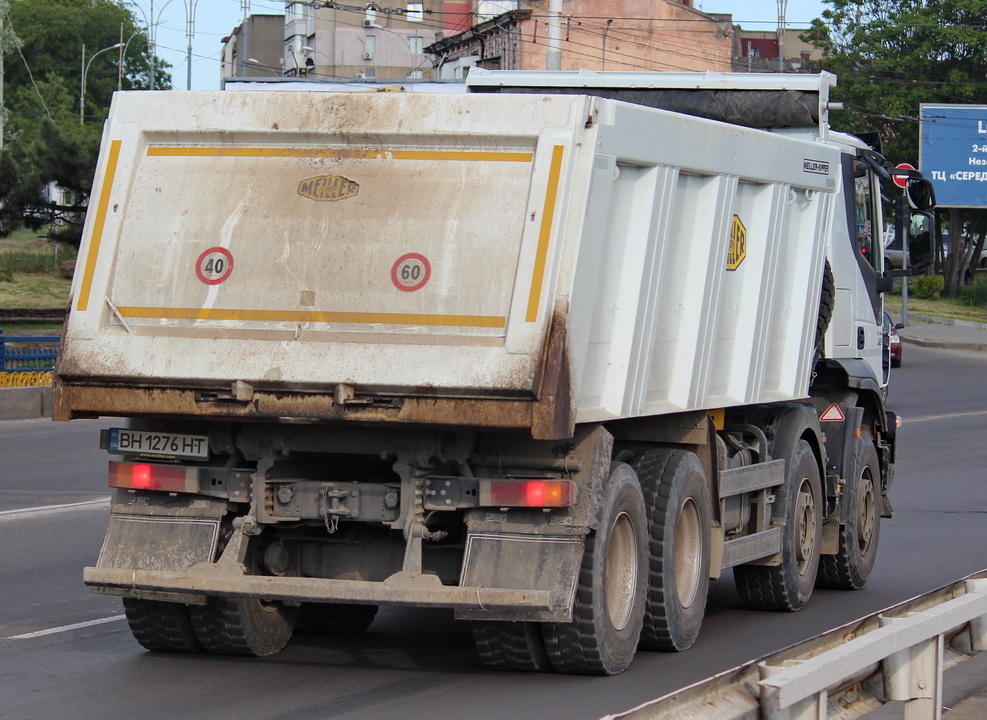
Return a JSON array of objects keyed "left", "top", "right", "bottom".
[{"left": 137, "top": 0, "right": 830, "bottom": 91}]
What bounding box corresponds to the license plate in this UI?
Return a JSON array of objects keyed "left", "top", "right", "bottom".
[{"left": 103, "top": 428, "right": 209, "bottom": 461}]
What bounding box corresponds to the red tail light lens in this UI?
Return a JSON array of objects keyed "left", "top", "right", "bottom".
[
  {"left": 108, "top": 461, "right": 198, "bottom": 493},
  {"left": 480, "top": 480, "right": 572, "bottom": 508}
]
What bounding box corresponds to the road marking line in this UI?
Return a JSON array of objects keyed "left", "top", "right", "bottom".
[
  {"left": 0, "top": 497, "right": 110, "bottom": 521},
  {"left": 7, "top": 615, "right": 126, "bottom": 640},
  {"left": 904, "top": 409, "right": 987, "bottom": 424}
]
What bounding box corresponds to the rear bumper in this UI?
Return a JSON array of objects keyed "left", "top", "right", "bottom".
[{"left": 84, "top": 565, "right": 559, "bottom": 620}]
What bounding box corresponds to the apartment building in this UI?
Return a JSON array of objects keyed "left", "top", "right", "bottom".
[{"left": 426, "top": 0, "right": 735, "bottom": 78}]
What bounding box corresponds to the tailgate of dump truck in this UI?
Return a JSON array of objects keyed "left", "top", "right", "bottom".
[{"left": 59, "top": 91, "right": 589, "bottom": 398}]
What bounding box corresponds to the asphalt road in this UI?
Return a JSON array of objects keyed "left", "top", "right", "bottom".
[{"left": 1, "top": 344, "right": 986, "bottom": 720}]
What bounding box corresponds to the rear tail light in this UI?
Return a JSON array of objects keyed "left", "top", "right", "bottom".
[
  {"left": 479, "top": 479, "right": 572, "bottom": 508},
  {"left": 108, "top": 461, "right": 199, "bottom": 493}
]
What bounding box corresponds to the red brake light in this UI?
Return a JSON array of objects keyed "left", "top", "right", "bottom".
[
  {"left": 132, "top": 464, "right": 153, "bottom": 489},
  {"left": 108, "top": 461, "right": 198, "bottom": 493},
  {"left": 480, "top": 480, "right": 572, "bottom": 508}
]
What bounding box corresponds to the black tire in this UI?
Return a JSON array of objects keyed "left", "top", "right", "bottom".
[
  {"left": 122, "top": 598, "right": 202, "bottom": 653},
  {"left": 891, "top": 355, "right": 901, "bottom": 369},
  {"left": 473, "top": 621, "right": 551, "bottom": 672},
  {"left": 630, "top": 449, "right": 711, "bottom": 651},
  {"left": 190, "top": 597, "right": 297, "bottom": 657},
  {"left": 814, "top": 260, "right": 836, "bottom": 361},
  {"left": 817, "top": 433, "right": 881, "bottom": 590},
  {"left": 296, "top": 603, "right": 378, "bottom": 636},
  {"left": 734, "top": 439, "right": 822, "bottom": 612},
  {"left": 542, "top": 463, "right": 647, "bottom": 675}
]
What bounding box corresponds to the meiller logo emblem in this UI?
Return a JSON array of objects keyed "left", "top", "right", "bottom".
[{"left": 297, "top": 175, "right": 360, "bottom": 201}]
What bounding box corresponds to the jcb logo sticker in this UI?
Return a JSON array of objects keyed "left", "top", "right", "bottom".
[
  {"left": 297, "top": 175, "right": 360, "bottom": 202},
  {"left": 727, "top": 215, "right": 746, "bottom": 271}
]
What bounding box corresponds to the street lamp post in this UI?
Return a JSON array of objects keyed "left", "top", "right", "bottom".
[
  {"left": 129, "top": 0, "right": 173, "bottom": 91},
  {"left": 184, "top": 0, "right": 199, "bottom": 90},
  {"left": 777, "top": 0, "right": 788, "bottom": 72},
  {"left": 118, "top": 29, "right": 146, "bottom": 91},
  {"left": 246, "top": 58, "right": 281, "bottom": 77},
  {"left": 81, "top": 42, "right": 123, "bottom": 124}
]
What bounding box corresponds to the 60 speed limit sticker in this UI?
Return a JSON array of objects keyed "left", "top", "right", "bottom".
[
  {"left": 196, "top": 247, "right": 234, "bottom": 285},
  {"left": 391, "top": 253, "right": 431, "bottom": 292}
]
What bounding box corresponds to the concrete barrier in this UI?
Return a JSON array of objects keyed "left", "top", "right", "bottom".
[{"left": 0, "top": 385, "right": 53, "bottom": 420}]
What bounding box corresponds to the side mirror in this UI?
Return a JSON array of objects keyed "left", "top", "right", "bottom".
[
  {"left": 907, "top": 208, "right": 935, "bottom": 269},
  {"left": 907, "top": 178, "right": 936, "bottom": 211}
]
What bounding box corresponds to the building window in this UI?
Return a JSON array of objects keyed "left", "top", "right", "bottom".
[
  {"left": 407, "top": 69, "right": 423, "bottom": 79},
  {"left": 364, "top": 69, "right": 376, "bottom": 78},
  {"left": 365, "top": 35, "right": 377, "bottom": 54},
  {"left": 407, "top": 36, "right": 424, "bottom": 54},
  {"left": 406, "top": 3, "right": 424, "bottom": 22},
  {"left": 286, "top": 2, "right": 302, "bottom": 21}
]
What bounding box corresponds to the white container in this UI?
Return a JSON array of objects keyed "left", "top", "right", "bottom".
[{"left": 60, "top": 87, "right": 839, "bottom": 431}]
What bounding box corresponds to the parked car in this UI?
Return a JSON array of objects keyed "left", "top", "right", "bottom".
[
  {"left": 883, "top": 312, "right": 902, "bottom": 368},
  {"left": 884, "top": 230, "right": 987, "bottom": 273}
]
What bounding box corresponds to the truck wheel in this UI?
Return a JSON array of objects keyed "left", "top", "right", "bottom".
[
  {"left": 296, "top": 603, "right": 378, "bottom": 636},
  {"left": 817, "top": 433, "right": 881, "bottom": 590},
  {"left": 190, "top": 597, "right": 297, "bottom": 657},
  {"left": 630, "top": 449, "right": 711, "bottom": 651},
  {"left": 734, "top": 439, "right": 822, "bottom": 611},
  {"left": 542, "top": 463, "right": 647, "bottom": 675},
  {"left": 473, "top": 621, "right": 551, "bottom": 672},
  {"left": 122, "top": 598, "right": 202, "bottom": 653}
]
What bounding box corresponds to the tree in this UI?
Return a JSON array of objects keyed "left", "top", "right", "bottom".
[
  {"left": 0, "top": 0, "right": 171, "bottom": 246},
  {"left": 804, "top": 0, "right": 987, "bottom": 294}
]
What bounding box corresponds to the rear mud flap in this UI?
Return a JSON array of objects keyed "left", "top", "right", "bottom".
[
  {"left": 455, "top": 530, "right": 584, "bottom": 622},
  {"left": 96, "top": 490, "right": 225, "bottom": 576}
]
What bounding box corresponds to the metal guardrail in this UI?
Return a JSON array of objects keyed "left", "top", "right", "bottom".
[
  {"left": 0, "top": 327, "right": 60, "bottom": 372},
  {"left": 604, "top": 570, "right": 987, "bottom": 720}
]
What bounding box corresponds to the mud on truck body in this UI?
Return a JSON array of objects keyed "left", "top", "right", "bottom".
[{"left": 57, "top": 71, "right": 935, "bottom": 674}]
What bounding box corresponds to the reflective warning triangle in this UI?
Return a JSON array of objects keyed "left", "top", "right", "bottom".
[{"left": 820, "top": 403, "right": 846, "bottom": 422}]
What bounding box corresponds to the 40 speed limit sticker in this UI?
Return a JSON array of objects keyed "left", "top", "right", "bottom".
[
  {"left": 196, "top": 247, "right": 234, "bottom": 285},
  {"left": 391, "top": 253, "right": 431, "bottom": 292}
]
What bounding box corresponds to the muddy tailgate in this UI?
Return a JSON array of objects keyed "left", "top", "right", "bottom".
[{"left": 59, "top": 91, "right": 590, "bottom": 398}]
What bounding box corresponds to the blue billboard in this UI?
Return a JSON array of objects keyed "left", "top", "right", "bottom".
[{"left": 920, "top": 104, "right": 987, "bottom": 208}]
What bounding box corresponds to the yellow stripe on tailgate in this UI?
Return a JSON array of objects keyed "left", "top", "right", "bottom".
[
  {"left": 146, "top": 147, "right": 533, "bottom": 163},
  {"left": 76, "top": 140, "right": 123, "bottom": 312},
  {"left": 115, "top": 306, "right": 507, "bottom": 329}
]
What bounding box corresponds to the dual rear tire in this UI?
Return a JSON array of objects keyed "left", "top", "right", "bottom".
[
  {"left": 123, "top": 596, "right": 297, "bottom": 657},
  {"left": 476, "top": 454, "right": 714, "bottom": 673}
]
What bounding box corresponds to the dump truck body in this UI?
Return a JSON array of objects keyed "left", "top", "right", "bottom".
[{"left": 63, "top": 72, "right": 931, "bottom": 674}]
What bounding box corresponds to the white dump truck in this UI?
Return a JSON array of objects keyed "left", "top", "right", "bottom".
[{"left": 57, "top": 70, "right": 934, "bottom": 675}]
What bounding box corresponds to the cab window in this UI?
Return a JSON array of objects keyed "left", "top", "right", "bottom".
[{"left": 853, "top": 162, "right": 880, "bottom": 269}]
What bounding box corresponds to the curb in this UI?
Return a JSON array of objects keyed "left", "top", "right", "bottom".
[
  {"left": 0, "top": 386, "right": 53, "bottom": 420},
  {"left": 898, "top": 336, "right": 987, "bottom": 352}
]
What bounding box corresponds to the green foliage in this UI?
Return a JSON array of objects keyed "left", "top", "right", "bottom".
[
  {"left": 0, "top": 0, "right": 172, "bottom": 246},
  {"left": 2, "top": 249, "right": 49, "bottom": 273},
  {"left": 804, "top": 0, "right": 987, "bottom": 164},
  {"left": 804, "top": 1, "right": 987, "bottom": 296},
  {"left": 912, "top": 274, "right": 945, "bottom": 300},
  {"left": 960, "top": 276, "right": 987, "bottom": 307}
]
